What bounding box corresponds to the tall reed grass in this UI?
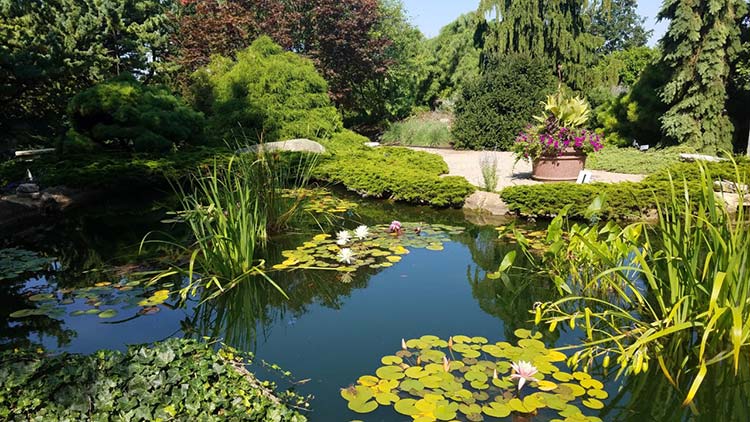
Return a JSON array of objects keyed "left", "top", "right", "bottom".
[
  {"left": 143, "top": 148, "right": 318, "bottom": 300},
  {"left": 497, "top": 160, "right": 749, "bottom": 406}
]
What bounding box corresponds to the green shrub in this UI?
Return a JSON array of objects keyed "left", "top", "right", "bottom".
[
  {"left": 452, "top": 54, "right": 556, "bottom": 150},
  {"left": 316, "top": 130, "right": 474, "bottom": 207},
  {"left": 380, "top": 117, "right": 453, "bottom": 147},
  {"left": 67, "top": 75, "right": 205, "bottom": 153},
  {"left": 0, "top": 339, "right": 306, "bottom": 421},
  {"left": 191, "top": 36, "right": 342, "bottom": 143},
  {"left": 500, "top": 180, "right": 698, "bottom": 220},
  {"left": 644, "top": 159, "right": 750, "bottom": 184}
]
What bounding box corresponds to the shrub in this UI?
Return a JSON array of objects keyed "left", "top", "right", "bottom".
[
  {"left": 67, "top": 75, "right": 205, "bottom": 153},
  {"left": 190, "top": 36, "right": 342, "bottom": 143},
  {"left": 452, "top": 54, "right": 556, "bottom": 150},
  {"left": 316, "top": 130, "right": 475, "bottom": 207}
]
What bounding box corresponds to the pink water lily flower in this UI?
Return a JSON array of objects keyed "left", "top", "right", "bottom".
[
  {"left": 389, "top": 221, "right": 402, "bottom": 233},
  {"left": 510, "top": 361, "right": 539, "bottom": 391}
]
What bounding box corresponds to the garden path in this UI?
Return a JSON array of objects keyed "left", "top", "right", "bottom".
[{"left": 408, "top": 147, "right": 645, "bottom": 189}]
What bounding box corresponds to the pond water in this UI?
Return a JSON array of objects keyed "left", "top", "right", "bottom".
[{"left": 1, "top": 192, "right": 748, "bottom": 421}]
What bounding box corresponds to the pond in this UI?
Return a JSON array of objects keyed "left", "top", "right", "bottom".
[{"left": 1, "top": 192, "right": 747, "bottom": 421}]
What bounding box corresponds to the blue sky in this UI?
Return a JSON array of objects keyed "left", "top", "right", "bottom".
[{"left": 402, "top": 1, "right": 668, "bottom": 45}]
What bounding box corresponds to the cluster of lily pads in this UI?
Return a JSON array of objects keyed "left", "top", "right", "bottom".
[
  {"left": 272, "top": 222, "right": 464, "bottom": 274},
  {"left": 281, "top": 188, "right": 358, "bottom": 214},
  {"left": 341, "top": 331, "right": 608, "bottom": 422},
  {"left": 495, "top": 226, "right": 553, "bottom": 251},
  {"left": 0, "top": 248, "right": 54, "bottom": 281},
  {"left": 9, "top": 279, "right": 175, "bottom": 321}
]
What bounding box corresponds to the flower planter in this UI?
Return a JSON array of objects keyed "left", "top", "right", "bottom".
[{"left": 532, "top": 148, "right": 586, "bottom": 182}]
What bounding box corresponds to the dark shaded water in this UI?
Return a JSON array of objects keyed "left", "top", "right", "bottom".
[{"left": 2, "top": 193, "right": 749, "bottom": 421}]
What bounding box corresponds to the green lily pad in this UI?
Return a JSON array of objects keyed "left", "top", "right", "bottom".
[{"left": 98, "top": 309, "right": 118, "bottom": 319}]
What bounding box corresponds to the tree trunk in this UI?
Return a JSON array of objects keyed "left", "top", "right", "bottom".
[{"left": 747, "top": 120, "right": 750, "bottom": 156}]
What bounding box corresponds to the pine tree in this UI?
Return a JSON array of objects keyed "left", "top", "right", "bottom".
[
  {"left": 477, "top": 0, "right": 602, "bottom": 90},
  {"left": 658, "top": 0, "right": 748, "bottom": 154}
]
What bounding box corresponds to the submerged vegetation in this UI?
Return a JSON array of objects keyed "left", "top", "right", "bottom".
[{"left": 497, "top": 161, "right": 750, "bottom": 406}]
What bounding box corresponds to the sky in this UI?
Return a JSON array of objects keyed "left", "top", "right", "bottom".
[{"left": 402, "top": 1, "right": 668, "bottom": 45}]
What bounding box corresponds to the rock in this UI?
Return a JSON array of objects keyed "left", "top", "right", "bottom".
[
  {"left": 679, "top": 153, "right": 727, "bottom": 163},
  {"left": 236, "top": 139, "right": 326, "bottom": 154},
  {"left": 364, "top": 142, "right": 381, "bottom": 148},
  {"left": 462, "top": 191, "right": 509, "bottom": 216},
  {"left": 714, "top": 180, "right": 748, "bottom": 194},
  {"left": 16, "top": 183, "right": 40, "bottom": 197}
]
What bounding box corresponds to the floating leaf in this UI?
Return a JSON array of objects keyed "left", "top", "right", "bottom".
[
  {"left": 98, "top": 309, "right": 118, "bottom": 319},
  {"left": 348, "top": 399, "right": 378, "bottom": 413},
  {"left": 9, "top": 309, "right": 48, "bottom": 318},
  {"left": 582, "top": 398, "right": 604, "bottom": 410}
]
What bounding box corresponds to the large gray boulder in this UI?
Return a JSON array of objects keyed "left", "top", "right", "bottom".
[{"left": 237, "top": 139, "right": 325, "bottom": 155}]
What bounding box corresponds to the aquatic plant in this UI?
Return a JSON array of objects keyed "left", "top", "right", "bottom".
[
  {"left": 0, "top": 248, "right": 53, "bottom": 281},
  {"left": 272, "top": 223, "right": 464, "bottom": 273},
  {"left": 495, "top": 160, "right": 750, "bottom": 406},
  {"left": 144, "top": 149, "right": 318, "bottom": 299},
  {"left": 341, "top": 332, "right": 607, "bottom": 421}
]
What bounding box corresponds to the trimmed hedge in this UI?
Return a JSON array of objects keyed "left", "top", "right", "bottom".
[
  {"left": 316, "top": 131, "right": 475, "bottom": 207},
  {"left": 501, "top": 160, "right": 750, "bottom": 220}
]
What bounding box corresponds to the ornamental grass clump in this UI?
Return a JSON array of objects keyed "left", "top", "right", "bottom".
[
  {"left": 494, "top": 159, "right": 750, "bottom": 408},
  {"left": 512, "top": 91, "right": 603, "bottom": 163}
]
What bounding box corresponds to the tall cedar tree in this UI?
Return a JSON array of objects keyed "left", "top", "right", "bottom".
[
  {"left": 658, "top": 0, "right": 748, "bottom": 154},
  {"left": 477, "top": 0, "right": 602, "bottom": 90},
  {"left": 173, "top": 0, "right": 390, "bottom": 112},
  {"left": 589, "top": 0, "right": 652, "bottom": 53}
]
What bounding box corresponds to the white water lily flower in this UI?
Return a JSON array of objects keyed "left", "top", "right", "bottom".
[
  {"left": 337, "top": 248, "right": 355, "bottom": 264},
  {"left": 510, "top": 361, "right": 539, "bottom": 391},
  {"left": 354, "top": 225, "right": 369, "bottom": 240},
  {"left": 336, "top": 230, "right": 352, "bottom": 246}
]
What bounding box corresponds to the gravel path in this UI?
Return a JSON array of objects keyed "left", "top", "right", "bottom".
[{"left": 409, "top": 147, "right": 646, "bottom": 189}]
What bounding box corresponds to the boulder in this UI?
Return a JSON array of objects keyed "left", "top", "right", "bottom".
[
  {"left": 236, "top": 139, "right": 325, "bottom": 154},
  {"left": 679, "top": 153, "right": 727, "bottom": 163}
]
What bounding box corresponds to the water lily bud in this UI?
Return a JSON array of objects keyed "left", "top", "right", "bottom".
[
  {"left": 448, "top": 336, "right": 454, "bottom": 350},
  {"left": 534, "top": 307, "right": 542, "bottom": 325},
  {"left": 443, "top": 356, "right": 450, "bottom": 372},
  {"left": 417, "top": 356, "right": 422, "bottom": 366},
  {"left": 493, "top": 368, "right": 498, "bottom": 380},
  {"left": 401, "top": 338, "right": 407, "bottom": 350}
]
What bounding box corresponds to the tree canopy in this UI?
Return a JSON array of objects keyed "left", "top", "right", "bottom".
[{"left": 589, "top": 0, "right": 652, "bottom": 53}]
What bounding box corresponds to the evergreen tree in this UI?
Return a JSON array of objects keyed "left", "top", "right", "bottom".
[
  {"left": 477, "top": 0, "right": 602, "bottom": 90},
  {"left": 658, "top": 0, "right": 748, "bottom": 154},
  {"left": 589, "top": 0, "right": 652, "bottom": 53}
]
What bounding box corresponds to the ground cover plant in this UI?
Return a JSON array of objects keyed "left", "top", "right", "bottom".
[
  {"left": 316, "top": 131, "right": 475, "bottom": 207},
  {"left": 585, "top": 146, "right": 683, "bottom": 174},
  {"left": 0, "top": 339, "right": 307, "bottom": 421},
  {"left": 495, "top": 161, "right": 750, "bottom": 407}
]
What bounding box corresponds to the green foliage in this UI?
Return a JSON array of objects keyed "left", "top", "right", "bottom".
[
  {"left": 0, "top": 249, "right": 53, "bottom": 281},
  {"left": 67, "top": 75, "right": 204, "bottom": 153},
  {"left": 191, "top": 37, "right": 342, "bottom": 143},
  {"left": 534, "top": 92, "right": 591, "bottom": 129},
  {"left": 381, "top": 115, "right": 454, "bottom": 147},
  {"left": 657, "top": 0, "right": 748, "bottom": 154},
  {"left": 421, "top": 12, "right": 490, "bottom": 104},
  {"left": 588, "top": 0, "right": 652, "bottom": 54},
  {"left": 499, "top": 161, "right": 750, "bottom": 406},
  {"left": 478, "top": 0, "right": 602, "bottom": 90},
  {"left": 453, "top": 54, "right": 557, "bottom": 150},
  {"left": 480, "top": 154, "right": 499, "bottom": 192},
  {"left": 0, "top": 147, "right": 230, "bottom": 189},
  {"left": 594, "top": 61, "right": 670, "bottom": 147},
  {"left": 315, "top": 131, "right": 475, "bottom": 207},
  {"left": 341, "top": 333, "right": 608, "bottom": 421},
  {"left": 146, "top": 149, "right": 318, "bottom": 300},
  {"left": 0, "top": 0, "right": 176, "bottom": 146},
  {"left": 585, "top": 146, "right": 684, "bottom": 174},
  {"left": 347, "top": 0, "right": 432, "bottom": 123},
  {"left": 589, "top": 47, "right": 659, "bottom": 89},
  {"left": 0, "top": 339, "right": 306, "bottom": 421}
]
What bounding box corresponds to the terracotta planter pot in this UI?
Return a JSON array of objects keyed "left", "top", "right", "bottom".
[{"left": 532, "top": 148, "right": 586, "bottom": 182}]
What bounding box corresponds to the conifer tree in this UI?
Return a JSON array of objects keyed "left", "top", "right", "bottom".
[
  {"left": 477, "top": 0, "right": 602, "bottom": 89},
  {"left": 658, "top": 0, "right": 748, "bottom": 154}
]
